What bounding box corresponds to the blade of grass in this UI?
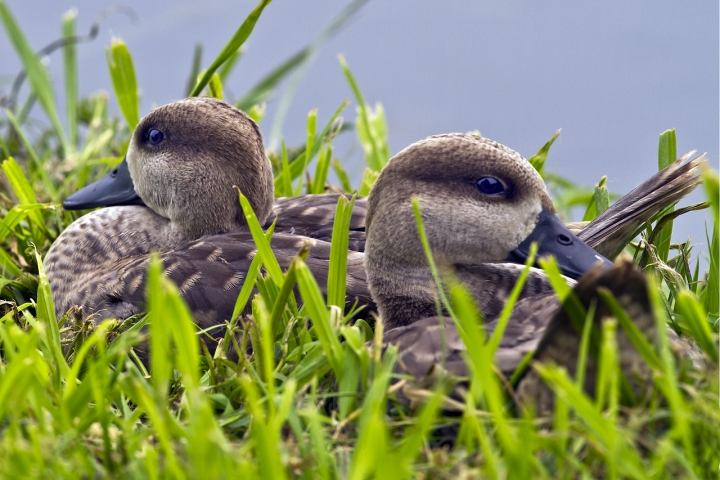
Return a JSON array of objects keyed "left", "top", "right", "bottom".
[
  {"left": 0, "top": 1, "right": 69, "bottom": 155},
  {"left": 655, "top": 129, "right": 677, "bottom": 263},
  {"left": 207, "top": 72, "right": 224, "bottom": 100},
  {"left": 34, "top": 250, "right": 69, "bottom": 383},
  {"left": 332, "top": 159, "right": 352, "bottom": 192},
  {"left": 295, "top": 260, "right": 343, "bottom": 376},
  {"left": 62, "top": 8, "right": 78, "bottom": 150},
  {"left": 527, "top": 130, "right": 560, "bottom": 175},
  {"left": 266, "top": 0, "right": 368, "bottom": 149},
  {"left": 239, "top": 374, "right": 287, "bottom": 480},
  {"left": 675, "top": 290, "right": 718, "bottom": 362},
  {"left": 277, "top": 141, "right": 292, "bottom": 197},
  {"left": 184, "top": 43, "right": 203, "bottom": 97},
  {"left": 486, "top": 243, "right": 537, "bottom": 356},
  {"left": 326, "top": 194, "right": 355, "bottom": 308},
  {"left": 189, "top": 0, "right": 272, "bottom": 97},
  {"left": 2, "top": 157, "right": 47, "bottom": 239},
  {"left": 4, "top": 110, "right": 58, "bottom": 203},
  {"left": 106, "top": 38, "right": 140, "bottom": 130},
  {"left": 237, "top": 189, "right": 284, "bottom": 286},
  {"left": 646, "top": 273, "right": 696, "bottom": 466},
  {"left": 311, "top": 144, "right": 332, "bottom": 194},
  {"left": 339, "top": 55, "right": 387, "bottom": 171},
  {"left": 582, "top": 176, "right": 608, "bottom": 222},
  {"left": 279, "top": 100, "right": 348, "bottom": 187}
]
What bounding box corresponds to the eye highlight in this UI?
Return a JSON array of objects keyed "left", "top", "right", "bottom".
[
  {"left": 147, "top": 129, "right": 164, "bottom": 146},
  {"left": 476, "top": 176, "right": 505, "bottom": 195}
]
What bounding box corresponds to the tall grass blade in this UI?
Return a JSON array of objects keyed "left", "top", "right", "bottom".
[
  {"left": 184, "top": 42, "right": 203, "bottom": 97},
  {"left": 339, "top": 55, "right": 389, "bottom": 171},
  {"left": 239, "top": 375, "right": 287, "bottom": 479},
  {"left": 0, "top": 1, "right": 69, "bottom": 155},
  {"left": 207, "top": 72, "right": 224, "bottom": 100},
  {"left": 295, "top": 260, "right": 343, "bottom": 375},
  {"left": 2, "top": 157, "right": 47, "bottom": 238},
  {"left": 4, "top": 110, "right": 58, "bottom": 203},
  {"left": 106, "top": 38, "right": 140, "bottom": 130},
  {"left": 326, "top": 194, "right": 355, "bottom": 308},
  {"left": 146, "top": 253, "right": 172, "bottom": 396},
  {"left": 527, "top": 130, "right": 560, "bottom": 175},
  {"left": 266, "top": 0, "right": 369, "bottom": 149},
  {"left": 275, "top": 100, "right": 348, "bottom": 189},
  {"left": 582, "top": 176, "right": 608, "bottom": 221},
  {"left": 62, "top": 9, "right": 78, "bottom": 150},
  {"left": 700, "top": 168, "right": 719, "bottom": 318},
  {"left": 311, "top": 144, "right": 332, "bottom": 194},
  {"left": 237, "top": 189, "right": 284, "bottom": 286},
  {"left": 34, "top": 251, "right": 69, "bottom": 382},
  {"left": 655, "top": 129, "right": 677, "bottom": 263},
  {"left": 189, "top": 0, "right": 272, "bottom": 97},
  {"left": 675, "top": 290, "right": 718, "bottom": 361}
]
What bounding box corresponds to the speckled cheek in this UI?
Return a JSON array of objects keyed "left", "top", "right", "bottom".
[{"left": 513, "top": 201, "right": 543, "bottom": 246}]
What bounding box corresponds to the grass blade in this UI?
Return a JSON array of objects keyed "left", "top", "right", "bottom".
[
  {"left": 62, "top": 9, "right": 78, "bottom": 150},
  {"left": 237, "top": 189, "right": 284, "bottom": 286},
  {"left": 189, "top": 0, "right": 272, "bottom": 97},
  {"left": 2, "top": 157, "right": 47, "bottom": 239},
  {"left": 339, "top": 55, "right": 389, "bottom": 171},
  {"left": 655, "top": 129, "right": 677, "bottom": 263},
  {"left": 326, "top": 194, "right": 355, "bottom": 308},
  {"left": 527, "top": 130, "right": 560, "bottom": 175},
  {"left": 106, "top": 38, "right": 140, "bottom": 130},
  {"left": 675, "top": 290, "right": 718, "bottom": 362},
  {"left": 0, "top": 1, "right": 69, "bottom": 155},
  {"left": 265, "top": 0, "right": 368, "bottom": 149}
]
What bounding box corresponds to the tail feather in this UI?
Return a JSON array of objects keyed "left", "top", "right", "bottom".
[{"left": 578, "top": 152, "right": 706, "bottom": 259}]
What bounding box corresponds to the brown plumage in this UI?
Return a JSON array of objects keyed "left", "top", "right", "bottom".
[
  {"left": 45, "top": 97, "right": 375, "bottom": 336},
  {"left": 269, "top": 195, "right": 367, "bottom": 251},
  {"left": 363, "top": 134, "right": 703, "bottom": 409}
]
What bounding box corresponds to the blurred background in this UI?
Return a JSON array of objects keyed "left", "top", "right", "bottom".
[{"left": 1, "top": 0, "right": 717, "bottom": 249}]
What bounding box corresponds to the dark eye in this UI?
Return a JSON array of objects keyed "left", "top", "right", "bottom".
[
  {"left": 147, "top": 129, "right": 164, "bottom": 145},
  {"left": 476, "top": 176, "right": 505, "bottom": 195}
]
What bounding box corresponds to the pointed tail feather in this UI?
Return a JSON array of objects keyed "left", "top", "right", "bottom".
[{"left": 578, "top": 152, "right": 706, "bottom": 259}]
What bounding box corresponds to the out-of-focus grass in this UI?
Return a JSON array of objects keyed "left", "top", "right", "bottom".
[{"left": 0, "top": 0, "right": 718, "bottom": 477}]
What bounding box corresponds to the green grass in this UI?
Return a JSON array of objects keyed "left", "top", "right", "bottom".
[{"left": 0, "top": 1, "right": 719, "bottom": 477}]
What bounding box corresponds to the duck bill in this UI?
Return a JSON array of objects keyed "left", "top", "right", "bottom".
[
  {"left": 63, "top": 157, "right": 146, "bottom": 210},
  {"left": 507, "top": 208, "right": 613, "bottom": 280}
]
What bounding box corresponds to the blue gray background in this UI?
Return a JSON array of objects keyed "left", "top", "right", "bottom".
[{"left": 2, "top": 1, "right": 718, "bottom": 256}]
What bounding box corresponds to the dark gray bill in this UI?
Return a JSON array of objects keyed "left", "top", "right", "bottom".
[
  {"left": 63, "top": 157, "right": 146, "bottom": 210},
  {"left": 507, "top": 208, "right": 613, "bottom": 280}
]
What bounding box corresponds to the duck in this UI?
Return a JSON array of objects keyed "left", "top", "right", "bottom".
[
  {"left": 45, "top": 97, "right": 375, "bottom": 335},
  {"left": 363, "top": 133, "right": 704, "bottom": 409},
  {"left": 60, "top": 97, "right": 699, "bottom": 262},
  {"left": 49, "top": 97, "right": 701, "bottom": 354}
]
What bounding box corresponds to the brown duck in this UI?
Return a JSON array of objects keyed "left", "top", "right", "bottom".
[
  {"left": 45, "top": 97, "right": 374, "bottom": 331},
  {"left": 49, "top": 97, "right": 701, "bottom": 367},
  {"left": 362, "top": 134, "right": 704, "bottom": 408}
]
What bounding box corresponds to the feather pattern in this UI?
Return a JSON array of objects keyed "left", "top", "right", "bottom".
[{"left": 362, "top": 134, "right": 704, "bottom": 410}]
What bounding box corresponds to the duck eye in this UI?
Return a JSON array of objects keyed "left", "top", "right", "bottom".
[
  {"left": 147, "top": 129, "right": 164, "bottom": 146},
  {"left": 476, "top": 176, "right": 504, "bottom": 195}
]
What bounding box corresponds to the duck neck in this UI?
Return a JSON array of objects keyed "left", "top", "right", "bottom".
[
  {"left": 366, "top": 249, "right": 557, "bottom": 330},
  {"left": 365, "top": 250, "right": 449, "bottom": 329}
]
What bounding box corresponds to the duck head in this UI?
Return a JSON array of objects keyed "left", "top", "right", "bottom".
[
  {"left": 365, "top": 133, "right": 611, "bottom": 283},
  {"left": 64, "top": 97, "right": 274, "bottom": 238}
]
